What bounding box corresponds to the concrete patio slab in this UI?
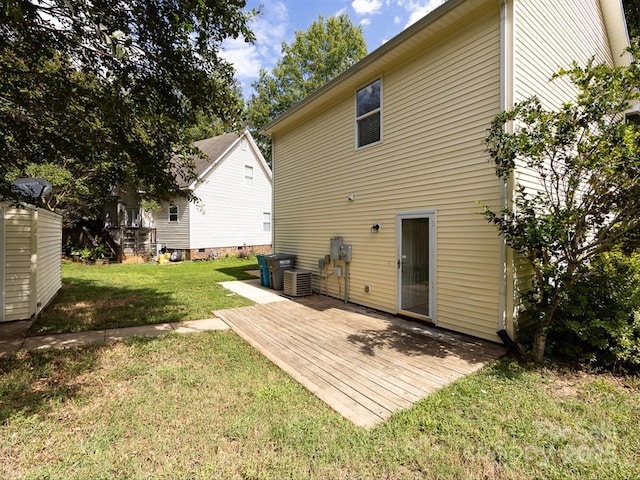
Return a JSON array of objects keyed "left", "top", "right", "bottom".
[
  {"left": 0, "top": 338, "right": 26, "bottom": 358},
  {"left": 0, "top": 319, "right": 32, "bottom": 357},
  {"left": 220, "top": 278, "right": 288, "bottom": 304}
]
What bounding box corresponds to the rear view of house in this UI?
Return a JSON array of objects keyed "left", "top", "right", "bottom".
[
  {"left": 264, "top": 0, "right": 629, "bottom": 342},
  {"left": 154, "top": 130, "right": 273, "bottom": 260}
]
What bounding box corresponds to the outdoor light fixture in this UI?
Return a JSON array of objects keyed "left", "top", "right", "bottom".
[{"left": 370, "top": 223, "right": 380, "bottom": 233}]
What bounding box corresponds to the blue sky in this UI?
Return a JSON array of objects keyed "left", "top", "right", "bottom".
[{"left": 220, "top": 0, "right": 446, "bottom": 99}]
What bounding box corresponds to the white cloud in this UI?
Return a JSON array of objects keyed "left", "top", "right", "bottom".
[
  {"left": 220, "top": 0, "right": 289, "bottom": 97},
  {"left": 397, "top": 0, "right": 446, "bottom": 28},
  {"left": 352, "top": 0, "right": 383, "bottom": 15},
  {"left": 219, "top": 37, "right": 262, "bottom": 78},
  {"left": 394, "top": 15, "right": 402, "bottom": 24},
  {"left": 360, "top": 18, "right": 372, "bottom": 26}
]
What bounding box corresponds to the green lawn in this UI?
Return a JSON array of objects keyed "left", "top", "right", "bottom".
[
  {"left": 29, "top": 258, "right": 258, "bottom": 335},
  {"left": 0, "top": 334, "right": 638, "bottom": 480},
  {"left": 2, "top": 258, "right": 637, "bottom": 479}
]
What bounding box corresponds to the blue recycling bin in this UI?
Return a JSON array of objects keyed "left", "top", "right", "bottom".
[{"left": 257, "top": 254, "right": 271, "bottom": 287}]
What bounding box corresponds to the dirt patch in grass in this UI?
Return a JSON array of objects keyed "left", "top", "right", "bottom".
[
  {"left": 539, "top": 369, "right": 591, "bottom": 398},
  {"left": 68, "top": 297, "right": 141, "bottom": 311}
]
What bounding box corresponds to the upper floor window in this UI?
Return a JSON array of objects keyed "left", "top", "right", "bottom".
[
  {"left": 263, "top": 212, "right": 271, "bottom": 232},
  {"left": 245, "top": 165, "right": 254, "bottom": 187},
  {"left": 356, "top": 78, "right": 381, "bottom": 148},
  {"left": 169, "top": 204, "right": 178, "bottom": 222}
]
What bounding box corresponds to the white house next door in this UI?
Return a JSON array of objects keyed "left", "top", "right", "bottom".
[{"left": 397, "top": 211, "right": 435, "bottom": 322}]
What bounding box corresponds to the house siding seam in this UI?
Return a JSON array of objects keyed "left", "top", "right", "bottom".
[{"left": 273, "top": 2, "right": 503, "bottom": 341}]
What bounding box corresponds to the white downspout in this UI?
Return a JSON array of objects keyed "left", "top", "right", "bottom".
[{"left": 498, "top": 0, "right": 513, "bottom": 333}]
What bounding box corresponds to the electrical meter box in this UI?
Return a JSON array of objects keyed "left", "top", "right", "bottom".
[
  {"left": 340, "top": 244, "right": 352, "bottom": 262},
  {"left": 330, "top": 237, "right": 343, "bottom": 261}
]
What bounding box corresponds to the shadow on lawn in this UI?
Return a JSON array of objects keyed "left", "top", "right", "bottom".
[
  {"left": 0, "top": 336, "right": 168, "bottom": 424},
  {"left": 0, "top": 347, "right": 100, "bottom": 423},
  {"left": 216, "top": 263, "right": 259, "bottom": 281},
  {"left": 29, "top": 278, "right": 188, "bottom": 335}
]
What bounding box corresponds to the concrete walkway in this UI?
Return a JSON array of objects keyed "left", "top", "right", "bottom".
[{"left": 0, "top": 278, "right": 287, "bottom": 358}]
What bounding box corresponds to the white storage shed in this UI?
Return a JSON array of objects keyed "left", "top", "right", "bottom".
[{"left": 0, "top": 203, "right": 62, "bottom": 322}]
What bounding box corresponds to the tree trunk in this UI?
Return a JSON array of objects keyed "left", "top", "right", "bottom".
[{"left": 533, "top": 330, "right": 547, "bottom": 362}]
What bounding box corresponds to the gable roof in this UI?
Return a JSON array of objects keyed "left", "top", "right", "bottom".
[
  {"left": 263, "top": 0, "right": 629, "bottom": 136},
  {"left": 178, "top": 130, "right": 272, "bottom": 190},
  {"left": 180, "top": 132, "right": 239, "bottom": 188}
]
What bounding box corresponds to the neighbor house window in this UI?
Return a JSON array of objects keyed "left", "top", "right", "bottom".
[
  {"left": 356, "top": 78, "right": 382, "bottom": 148},
  {"left": 263, "top": 212, "right": 271, "bottom": 232},
  {"left": 245, "top": 165, "right": 254, "bottom": 187},
  {"left": 169, "top": 204, "right": 178, "bottom": 222},
  {"left": 127, "top": 208, "right": 141, "bottom": 227}
]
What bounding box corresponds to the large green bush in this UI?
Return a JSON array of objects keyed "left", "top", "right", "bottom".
[{"left": 547, "top": 250, "right": 640, "bottom": 370}]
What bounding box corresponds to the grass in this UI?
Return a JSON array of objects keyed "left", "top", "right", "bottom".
[
  {"left": 29, "top": 258, "right": 258, "bottom": 335},
  {"left": 4, "top": 258, "right": 638, "bottom": 478},
  {"left": 0, "top": 335, "right": 638, "bottom": 480}
]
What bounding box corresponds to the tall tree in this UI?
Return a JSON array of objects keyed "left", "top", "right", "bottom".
[
  {"left": 246, "top": 13, "right": 367, "bottom": 161},
  {"left": 482, "top": 49, "right": 640, "bottom": 362},
  {"left": 624, "top": 0, "right": 640, "bottom": 39},
  {"left": 1, "top": 0, "right": 255, "bottom": 221}
]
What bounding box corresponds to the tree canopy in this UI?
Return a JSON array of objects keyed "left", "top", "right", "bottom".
[
  {"left": 624, "top": 0, "right": 640, "bottom": 39},
  {"left": 1, "top": 0, "right": 255, "bottom": 221},
  {"left": 246, "top": 13, "right": 367, "bottom": 161},
  {"left": 482, "top": 48, "right": 640, "bottom": 362}
]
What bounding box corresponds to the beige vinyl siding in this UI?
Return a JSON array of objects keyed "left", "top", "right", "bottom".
[
  {"left": 273, "top": 2, "right": 502, "bottom": 341},
  {"left": 1, "top": 205, "right": 61, "bottom": 322},
  {"left": 514, "top": 0, "right": 614, "bottom": 108},
  {"left": 3, "top": 207, "right": 32, "bottom": 321},
  {"left": 513, "top": 0, "right": 616, "bottom": 191},
  {"left": 511, "top": 0, "right": 621, "bottom": 307},
  {"left": 35, "top": 209, "right": 62, "bottom": 314}
]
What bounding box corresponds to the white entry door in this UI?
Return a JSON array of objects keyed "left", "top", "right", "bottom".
[{"left": 397, "top": 211, "right": 435, "bottom": 321}]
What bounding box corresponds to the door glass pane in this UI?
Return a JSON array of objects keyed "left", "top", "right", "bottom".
[{"left": 401, "top": 217, "right": 430, "bottom": 317}]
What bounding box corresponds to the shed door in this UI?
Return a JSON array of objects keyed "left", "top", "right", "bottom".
[{"left": 397, "top": 212, "right": 435, "bottom": 322}]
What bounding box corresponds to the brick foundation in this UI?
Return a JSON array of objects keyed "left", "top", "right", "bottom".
[{"left": 187, "top": 244, "right": 272, "bottom": 261}]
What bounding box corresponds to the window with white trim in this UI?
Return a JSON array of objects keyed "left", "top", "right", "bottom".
[
  {"left": 168, "top": 204, "right": 178, "bottom": 222},
  {"left": 263, "top": 212, "right": 271, "bottom": 232},
  {"left": 356, "top": 78, "right": 381, "bottom": 148},
  {"left": 244, "top": 165, "right": 254, "bottom": 187}
]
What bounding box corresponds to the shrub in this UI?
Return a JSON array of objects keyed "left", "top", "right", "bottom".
[{"left": 547, "top": 250, "right": 640, "bottom": 370}]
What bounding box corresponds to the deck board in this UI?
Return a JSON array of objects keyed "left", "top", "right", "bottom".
[{"left": 215, "top": 295, "right": 505, "bottom": 428}]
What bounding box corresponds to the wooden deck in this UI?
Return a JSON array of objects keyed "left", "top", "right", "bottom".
[{"left": 215, "top": 295, "right": 506, "bottom": 428}]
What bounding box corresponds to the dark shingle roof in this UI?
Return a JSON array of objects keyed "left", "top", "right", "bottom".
[{"left": 178, "top": 132, "right": 239, "bottom": 188}]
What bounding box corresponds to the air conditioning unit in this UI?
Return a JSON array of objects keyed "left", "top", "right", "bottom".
[{"left": 283, "top": 269, "right": 312, "bottom": 297}]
